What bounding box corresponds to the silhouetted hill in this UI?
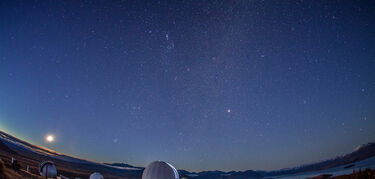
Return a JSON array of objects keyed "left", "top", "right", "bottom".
[
  {"left": 178, "top": 169, "right": 262, "bottom": 179},
  {"left": 104, "top": 162, "right": 144, "bottom": 170},
  {"left": 259, "top": 142, "right": 375, "bottom": 177},
  {"left": 0, "top": 140, "right": 17, "bottom": 155},
  {"left": 0, "top": 130, "right": 143, "bottom": 179},
  {"left": 177, "top": 143, "right": 375, "bottom": 178}
]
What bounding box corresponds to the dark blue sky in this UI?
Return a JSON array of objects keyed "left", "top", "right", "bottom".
[{"left": 0, "top": 0, "right": 374, "bottom": 172}]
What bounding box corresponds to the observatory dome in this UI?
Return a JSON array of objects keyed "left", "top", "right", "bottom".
[
  {"left": 39, "top": 161, "right": 57, "bottom": 178},
  {"left": 89, "top": 172, "right": 104, "bottom": 179},
  {"left": 142, "top": 161, "right": 179, "bottom": 179}
]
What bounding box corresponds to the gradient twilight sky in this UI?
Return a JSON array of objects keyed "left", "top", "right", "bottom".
[{"left": 0, "top": 0, "right": 375, "bottom": 172}]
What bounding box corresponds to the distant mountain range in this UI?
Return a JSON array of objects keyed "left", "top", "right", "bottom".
[
  {"left": 176, "top": 142, "right": 375, "bottom": 178},
  {"left": 257, "top": 142, "right": 375, "bottom": 178},
  {"left": 103, "top": 163, "right": 144, "bottom": 170},
  {"left": 0, "top": 130, "right": 374, "bottom": 179}
]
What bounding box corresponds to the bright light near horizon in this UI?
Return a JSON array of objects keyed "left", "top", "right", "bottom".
[{"left": 46, "top": 135, "right": 54, "bottom": 143}]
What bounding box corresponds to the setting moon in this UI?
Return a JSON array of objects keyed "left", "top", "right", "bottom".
[{"left": 46, "top": 135, "right": 55, "bottom": 143}]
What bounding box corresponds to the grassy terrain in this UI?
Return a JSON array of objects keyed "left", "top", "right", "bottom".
[{"left": 0, "top": 159, "right": 25, "bottom": 179}]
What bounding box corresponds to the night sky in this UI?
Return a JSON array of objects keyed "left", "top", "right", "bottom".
[{"left": 1, "top": 0, "right": 375, "bottom": 172}]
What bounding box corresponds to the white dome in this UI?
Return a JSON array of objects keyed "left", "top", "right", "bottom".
[
  {"left": 142, "top": 161, "right": 179, "bottom": 179},
  {"left": 39, "top": 161, "right": 57, "bottom": 178},
  {"left": 89, "top": 172, "right": 104, "bottom": 179}
]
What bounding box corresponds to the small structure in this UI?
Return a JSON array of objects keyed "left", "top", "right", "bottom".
[
  {"left": 39, "top": 161, "right": 57, "bottom": 178},
  {"left": 10, "top": 157, "right": 20, "bottom": 171},
  {"left": 142, "top": 161, "right": 179, "bottom": 179},
  {"left": 89, "top": 172, "right": 104, "bottom": 179}
]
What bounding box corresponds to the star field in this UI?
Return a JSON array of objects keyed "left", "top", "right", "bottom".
[{"left": 0, "top": 0, "right": 375, "bottom": 172}]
